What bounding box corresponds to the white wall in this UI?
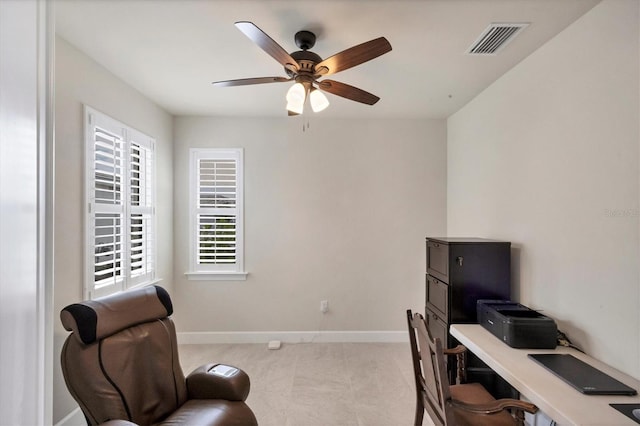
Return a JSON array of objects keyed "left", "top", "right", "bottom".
[
  {"left": 0, "top": 1, "right": 51, "bottom": 424},
  {"left": 53, "top": 36, "right": 174, "bottom": 423},
  {"left": 448, "top": 0, "right": 640, "bottom": 377},
  {"left": 173, "top": 117, "right": 446, "bottom": 335}
]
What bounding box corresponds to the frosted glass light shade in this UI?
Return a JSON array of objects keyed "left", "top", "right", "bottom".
[
  {"left": 286, "top": 82, "right": 306, "bottom": 114},
  {"left": 286, "top": 83, "right": 305, "bottom": 103},
  {"left": 286, "top": 100, "right": 304, "bottom": 114},
  {"left": 310, "top": 89, "right": 330, "bottom": 112}
]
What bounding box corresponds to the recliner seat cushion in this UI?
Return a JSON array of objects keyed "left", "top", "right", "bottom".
[{"left": 157, "top": 400, "right": 257, "bottom": 426}]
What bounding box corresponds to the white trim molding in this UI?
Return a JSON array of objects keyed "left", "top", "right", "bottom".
[
  {"left": 54, "top": 407, "right": 83, "bottom": 426},
  {"left": 0, "top": 1, "right": 53, "bottom": 423},
  {"left": 177, "top": 330, "right": 407, "bottom": 345},
  {"left": 185, "top": 271, "right": 248, "bottom": 281}
]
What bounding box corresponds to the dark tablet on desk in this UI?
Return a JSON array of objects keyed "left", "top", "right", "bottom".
[
  {"left": 528, "top": 353, "right": 637, "bottom": 396},
  {"left": 610, "top": 404, "right": 640, "bottom": 424}
]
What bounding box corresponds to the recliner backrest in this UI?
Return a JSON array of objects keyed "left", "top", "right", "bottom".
[{"left": 60, "top": 286, "right": 188, "bottom": 425}]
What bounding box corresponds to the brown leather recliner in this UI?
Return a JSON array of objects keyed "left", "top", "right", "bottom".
[{"left": 60, "top": 285, "right": 258, "bottom": 426}]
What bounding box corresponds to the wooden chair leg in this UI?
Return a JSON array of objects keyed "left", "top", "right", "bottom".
[{"left": 414, "top": 400, "right": 424, "bottom": 426}]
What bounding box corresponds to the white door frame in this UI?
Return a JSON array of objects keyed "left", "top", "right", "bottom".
[{"left": 0, "top": 0, "right": 54, "bottom": 423}]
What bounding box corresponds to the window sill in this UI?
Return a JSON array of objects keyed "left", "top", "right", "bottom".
[{"left": 185, "top": 271, "right": 248, "bottom": 281}]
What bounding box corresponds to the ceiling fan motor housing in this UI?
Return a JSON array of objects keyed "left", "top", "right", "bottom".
[
  {"left": 294, "top": 30, "right": 316, "bottom": 50},
  {"left": 286, "top": 50, "right": 322, "bottom": 77},
  {"left": 284, "top": 30, "right": 321, "bottom": 77}
]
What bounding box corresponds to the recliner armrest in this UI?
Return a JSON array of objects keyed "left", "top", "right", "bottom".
[{"left": 186, "top": 363, "right": 250, "bottom": 401}]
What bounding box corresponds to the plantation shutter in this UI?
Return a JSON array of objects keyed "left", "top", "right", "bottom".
[
  {"left": 129, "top": 134, "right": 155, "bottom": 285},
  {"left": 191, "top": 149, "right": 244, "bottom": 274},
  {"left": 85, "top": 107, "right": 157, "bottom": 298},
  {"left": 86, "top": 113, "right": 126, "bottom": 297}
]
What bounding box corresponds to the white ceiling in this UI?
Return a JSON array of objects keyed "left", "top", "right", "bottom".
[{"left": 54, "top": 0, "right": 600, "bottom": 119}]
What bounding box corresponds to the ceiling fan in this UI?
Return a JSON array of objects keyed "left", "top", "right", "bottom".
[{"left": 212, "top": 21, "right": 392, "bottom": 116}]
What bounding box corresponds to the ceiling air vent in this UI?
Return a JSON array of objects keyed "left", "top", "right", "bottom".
[{"left": 466, "top": 23, "right": 529, "bottom": 55}]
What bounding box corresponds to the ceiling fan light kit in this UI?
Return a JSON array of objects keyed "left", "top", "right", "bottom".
[
  {"left": 212, "top": 21, "right": 392, "bottom": 116},
  {"left": 286, "top": 82, "right": 305, "bottom": 114},
  {"left": 309, "top": 88, "right": 330, "bottom": 113}
]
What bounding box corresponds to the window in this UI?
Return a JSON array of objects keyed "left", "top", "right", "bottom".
[
  {"left": 187, "top": 148, "right": 246, "bottom": 280},
  {"left": 85, "top": 107, "right": 157, "bottom": 298}
]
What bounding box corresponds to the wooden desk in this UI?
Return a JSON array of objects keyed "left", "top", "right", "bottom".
[{"left": 450, "top": 324, "right": 640, "bottom": 425}]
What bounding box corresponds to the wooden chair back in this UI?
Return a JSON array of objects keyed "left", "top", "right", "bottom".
[
  {"left": 407, "top": 309, "right": 453, "bottom": 426},
  {"left": 407, "top": 309, "right": 537, "bottom": 426}
]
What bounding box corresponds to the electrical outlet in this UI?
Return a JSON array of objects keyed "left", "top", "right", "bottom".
[{"left": 320, "top": 300, "right": 329, "bottom": 313}]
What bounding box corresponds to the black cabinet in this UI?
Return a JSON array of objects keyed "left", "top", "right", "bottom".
[{"left": 425, "top": 237, "right": 515, "bottom": 398}]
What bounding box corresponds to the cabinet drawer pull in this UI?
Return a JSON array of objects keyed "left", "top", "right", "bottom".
[{"left": 432, "top": 313, "right": 438, "bottom": 320}]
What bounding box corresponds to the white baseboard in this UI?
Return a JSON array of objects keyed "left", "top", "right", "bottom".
[
  {"left": 55, "top": 407, "right": 84, "bottom": 426},
  {"left": 177, "top": 330, "right": 407, "bottom": 345}
]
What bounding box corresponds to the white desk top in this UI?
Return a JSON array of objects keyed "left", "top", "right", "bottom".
[{"left": 450, "top": 324, "right": 640, "bottom": 426}]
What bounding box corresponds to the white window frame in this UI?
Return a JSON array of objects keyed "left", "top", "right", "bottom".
[
  {"left": 84, "top": 106, "right": 158, "bottom": 299},
  {"left": 186, "top": 148, "right": 247, "bottom": 281}
]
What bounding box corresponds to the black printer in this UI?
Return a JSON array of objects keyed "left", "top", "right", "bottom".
[{"left": 477, "top": 300, "right": 557, "bottom": 349}]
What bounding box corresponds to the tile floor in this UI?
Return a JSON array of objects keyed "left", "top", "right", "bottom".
[{"left": 179, "top": 342, "right": 434, "bottom": 426}]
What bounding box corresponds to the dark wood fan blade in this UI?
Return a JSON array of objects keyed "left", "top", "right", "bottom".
[
  {"left": 212, "top": 77, "right": 291, "bottom": 87},
  {"left": 314, "top": 37, "right": 391, "bottom": 76},
  {"left": 287, "top": 110, "right": 300, "bottom": 116},
  {"left": 235, "top": 21, "right": 299, "bottom": 72},
  {"left": 318, "top": 80, "right": 380, "bottom": 105}
]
